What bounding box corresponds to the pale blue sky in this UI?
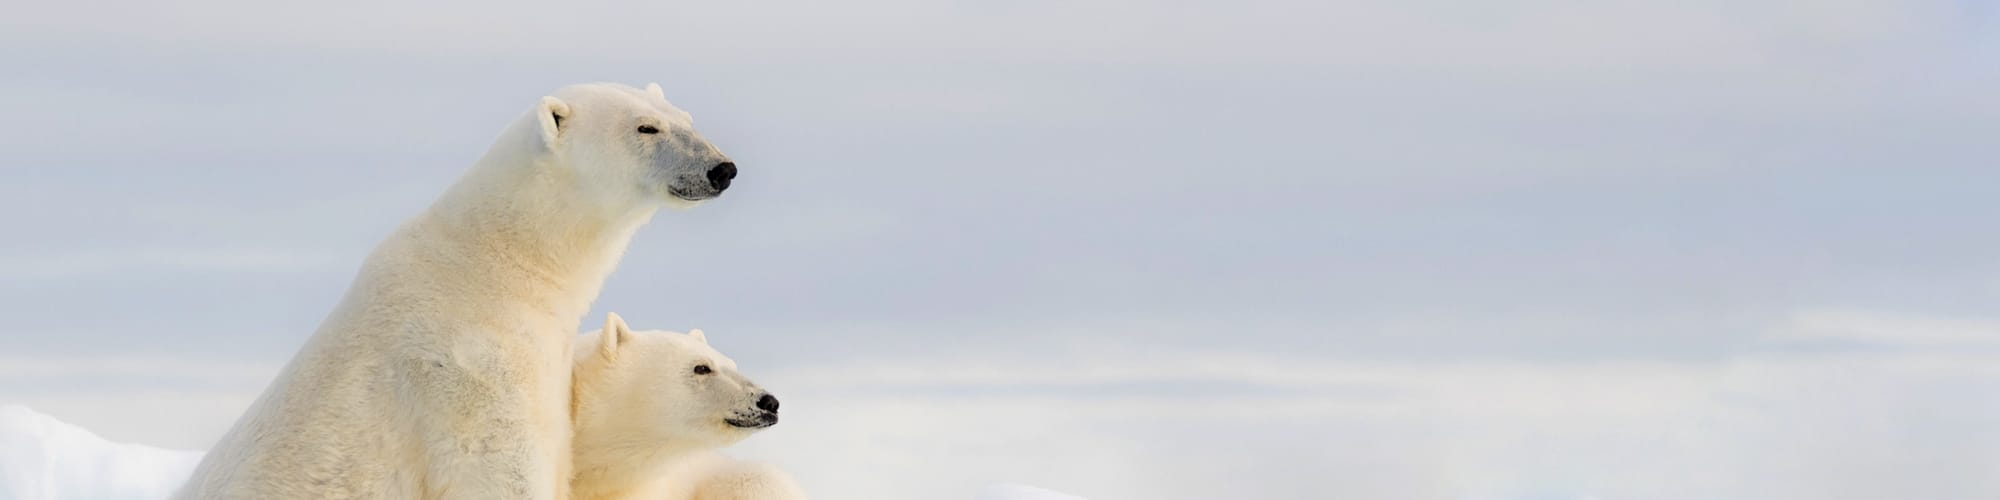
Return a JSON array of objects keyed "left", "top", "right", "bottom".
[{"left": 1, "top": 1, "right": 1997, "bottom": 499}]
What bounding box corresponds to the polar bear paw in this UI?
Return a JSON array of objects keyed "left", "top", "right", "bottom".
[{"left": 689, "top": 460, "right": 807, "bottom": 500}]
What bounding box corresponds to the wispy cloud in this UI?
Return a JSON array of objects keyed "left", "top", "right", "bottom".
[
  {"left": 743, "top": 321, "right": 2000, "bottom": 500},
  {"left": 0, "top": 0, "right": 1948, "bottom": 68},
  {"left": 1769, "top": 308, "right": 2000, "bottom": 347},
  {"left": 0, "top": 248, "right": 337, "bottom": 279}
]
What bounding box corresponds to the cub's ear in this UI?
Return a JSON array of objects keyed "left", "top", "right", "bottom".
[
  {"left": 600, "top": 312, "right": 632, "bottom": 359},
  {"left": 536, "top": 96, "right": 571, "bottom": 149},
  {"left": 645, "top": 82, "right": 665, "bottom": 100},
  {"left": 688, "top": 328, "right": 707, "bottom": 344}
]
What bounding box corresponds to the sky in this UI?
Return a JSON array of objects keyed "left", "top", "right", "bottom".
[{"left": 1, "top": 1, "right": 1997, "bottom": 499}]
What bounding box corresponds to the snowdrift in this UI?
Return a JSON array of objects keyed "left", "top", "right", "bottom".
[{"left": 0, "top": 405, "right": 205, "bottom": 500}]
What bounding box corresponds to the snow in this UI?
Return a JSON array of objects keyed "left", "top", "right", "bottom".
[
  {"left": 0, "top": 406, "right": 204, "bottom": 500},
  {"left": 0, "top": 405, "right": 1083, "bottom": 500}
]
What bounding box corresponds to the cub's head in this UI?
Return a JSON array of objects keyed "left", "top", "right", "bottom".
[
  {"left": 574, "top": 313, "right": 779, "bottom": 451},
  {"left": 529, "top": 82, "right": 736, "bottom": 207}
]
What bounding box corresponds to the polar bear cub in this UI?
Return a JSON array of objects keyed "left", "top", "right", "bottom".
[{"left": 571, "top": 313, "right": 805, "bottom": 500}]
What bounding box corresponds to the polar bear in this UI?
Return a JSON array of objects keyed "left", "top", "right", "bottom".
[
  {"left": 570, "top": 313, "right": 805, "bottom": 500},
  {"left": 176, "top": 83, "right": 739, "bottom": 500}
]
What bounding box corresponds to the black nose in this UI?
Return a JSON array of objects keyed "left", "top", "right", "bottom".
[
  {"left": 756, "top": 393, "right": 779, "bottom": 412},
  {"left": 706, "top": 162, "right": 737, "bottom": 191}
]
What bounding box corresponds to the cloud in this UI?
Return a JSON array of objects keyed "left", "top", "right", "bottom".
[
  {"left": 1769, "top": 308, "right": 2000, "bottom": 347},
  {"left": 737, "top": 329, "right": 2000, "bottom": 499},
  {"left": 0, "top": 248, "right": 337, "bottom": 279},
  {"left": 0, "top": 355, "right": 279, "bottom": 383},
  {"left": 0, "top": 0, "right": 1956, "bottom": 68}
]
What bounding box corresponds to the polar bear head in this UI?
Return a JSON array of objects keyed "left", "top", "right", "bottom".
[
  {"left": 573, "top": 313, "right": 780, "bottom": 452},
  {"left": 527, "top": 82, "right": 736, "bottom": 208}
]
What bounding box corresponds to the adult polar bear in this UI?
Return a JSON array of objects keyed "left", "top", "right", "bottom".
[{"left": 176, "top": 83, "right": 739, "bottom": 500}]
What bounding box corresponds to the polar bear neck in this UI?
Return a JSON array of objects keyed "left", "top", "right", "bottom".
[
  {"left": 412, "top": 128, "right": 662, "bottom": 315},
  {"left": 570, "top": 361, "right": 706, "bottom": 499},
  {"left": 569, "top": 438, "right": 710, "bottom": 500}
]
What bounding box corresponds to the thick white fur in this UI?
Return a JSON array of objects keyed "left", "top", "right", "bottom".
[
  {"left": 571, "top": 314, "right": 805, "bottom": 500},
  {"left": 175, "top": 83, "right": 732, "bottom": 499}
]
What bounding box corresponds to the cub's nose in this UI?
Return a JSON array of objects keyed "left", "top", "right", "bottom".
[
  {"left": 756, "top": 393, "right": 780, "bottom": 413},
  {"left": 706, "top": 162, "right": 737, "bottom": 192}
]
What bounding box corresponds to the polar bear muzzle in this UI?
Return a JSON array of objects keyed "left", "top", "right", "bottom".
[
  {"left": 724, "top": 392, "right": 780, "bottom": 429},
  {"left": 706, "top": 162, "right": 737, "bottom": 192}
]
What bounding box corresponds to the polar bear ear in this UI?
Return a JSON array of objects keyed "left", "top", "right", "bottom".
[
  {"left": 600, "top": 312, "right": 631, "bottom": 359},
  {"left": 687, "top": 328, "right": 707, "bottom": 344},
  {"left": 536, "top": 96, "right": 571, "bottom": 149},
  {"left": 644, "top": 83, "right": 665, "bottom": 100}
]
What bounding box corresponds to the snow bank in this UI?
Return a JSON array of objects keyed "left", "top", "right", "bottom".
[{"left": 0, "top": 405, "right": 203, "bottom": 500}]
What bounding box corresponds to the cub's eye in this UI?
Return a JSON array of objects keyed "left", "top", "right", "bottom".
[
  {"left": 692, "top": 365, "right": 712, "bottom": 375},
  {"left": 637, "top": 125, "right": 660, "bottom": 134}
]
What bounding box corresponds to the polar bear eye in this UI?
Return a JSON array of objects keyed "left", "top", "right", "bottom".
[
  {"left": 636, "top": 125, "right": 660, "bottom": 134},
  {"left": 692, "top": 364, "right": 712, "bottom": 375}
]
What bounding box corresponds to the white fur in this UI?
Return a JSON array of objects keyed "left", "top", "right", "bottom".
[
  {"left": 571, "top": 314, "right": 804, "bottom": 500},
  {"left": 176, "top": 83, "right": 734, "bottom": 500}
]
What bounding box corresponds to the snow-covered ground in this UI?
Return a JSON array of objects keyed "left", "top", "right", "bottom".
[
  {"left": 0, "top": 406, "right": 204, "bottom": 500},
  {"left": 0, "top": 405, "right": 1083, "bottom": 500}
]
